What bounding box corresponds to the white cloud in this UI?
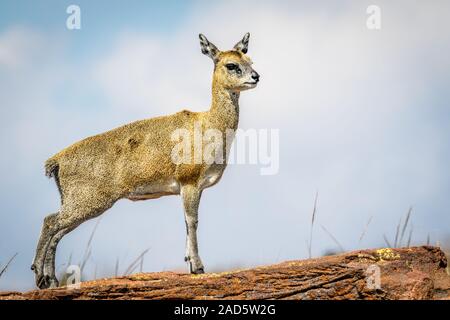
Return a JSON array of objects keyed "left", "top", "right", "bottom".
[
  {"left": 93, "top": 33, "right": 165, "bottom": 113},
  {"left": 0, "top": 27, "right": 46, "bottom": 69},
  {"left": 92, "top": 31, "right": 212, "bottom": 116}
]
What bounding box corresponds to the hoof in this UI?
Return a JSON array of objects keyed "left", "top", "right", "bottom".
[
  {"left": 36, "top": 274, "right": 58, "bottom": 289},
  {"left": 36, "top": 274, "right": 49, "bottom": 289},
  {"left": 191, "top": 267, "right": 204, "bottom": 274},
  {"left": 186, "top": 256, "right": 204, "bottom": 274}
]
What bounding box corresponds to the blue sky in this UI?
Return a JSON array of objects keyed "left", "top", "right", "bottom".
[
  {"left": 0, "top": 1, "right": 191, "bottom": 31},
  {"left": 1, "top": 0, "right": 450, "bottom": 291}
]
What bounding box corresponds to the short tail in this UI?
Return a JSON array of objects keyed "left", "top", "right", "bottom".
[
  {"left": 45, "top": 158, "right": 59, "bottom": 178},
  {"left": 45, "top": 158, "right": 63, "bottom": 200}
]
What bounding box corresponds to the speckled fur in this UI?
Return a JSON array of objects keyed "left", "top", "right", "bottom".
[{"left": 31, "top": 33, "right": 259, "bottom": 289}]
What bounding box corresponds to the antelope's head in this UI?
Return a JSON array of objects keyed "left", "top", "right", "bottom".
[{"left": 199, "top": 33, "right": 260, "bottom": 92}]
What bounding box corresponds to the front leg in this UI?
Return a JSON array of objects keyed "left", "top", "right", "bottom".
[{"left": 181, "top": 184, "right": 204, "bottom": 274}]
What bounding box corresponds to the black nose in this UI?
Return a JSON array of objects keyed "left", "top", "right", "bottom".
[{"left": 251, "top": 71, "right": 260, "bottom": 82}]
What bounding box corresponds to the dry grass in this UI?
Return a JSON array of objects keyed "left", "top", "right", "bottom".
[
  {"left": 320, "top": 224, "right": 344, "bottom": 253},
  {"left": 304, "top": 196, "right": 438, "bottom": 260},
  {"left": 58, "top": 217, "right": 151, "bottom": 285},
  {"left": 306, "top": 191, "right": 318, "bottom": 259},
  {"left": 80, "top": 216, "right": 103, "bottom": 273},
  {"left": 359, "top": 216, "right": 373, "bottom": 244},
  {"left": 123, "top": 248, "right": 151, "bottom": 276},
  {"left": 0, "top": 253, "right": 18, "bottom": 281},
  {"left": 380, "top": 207, "right": 414, "bottom": 249}
]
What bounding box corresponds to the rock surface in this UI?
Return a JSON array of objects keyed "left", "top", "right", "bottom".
[{"left": 1, "top": 246, "right": 449, "bottom": 300}]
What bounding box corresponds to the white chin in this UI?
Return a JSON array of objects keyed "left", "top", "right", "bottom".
[{"left": 243, "top": 83, "right": 257, "bottom": 90}]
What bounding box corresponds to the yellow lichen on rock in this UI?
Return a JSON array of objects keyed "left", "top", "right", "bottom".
[{"left": 376, "top": 248, "right": 400, "bottom": 261}]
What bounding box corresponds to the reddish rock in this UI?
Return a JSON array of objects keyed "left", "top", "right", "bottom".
[{"left": 1, "top": 246, "right": 449, "bottom": 300}]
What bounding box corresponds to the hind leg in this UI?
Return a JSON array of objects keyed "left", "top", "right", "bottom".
[
  {"left": 32, "top": 214, "right": 84, "bottom": 289},
  {"left": 33, "top": 188, "right": 117, "bottom": 289}
]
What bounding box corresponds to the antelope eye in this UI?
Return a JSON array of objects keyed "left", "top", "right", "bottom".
[{"left": 225, "top": 63, "right": 238, "bottom": 71}]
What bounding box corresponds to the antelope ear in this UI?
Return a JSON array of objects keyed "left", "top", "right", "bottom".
[
  {"left": 233, "top": 32, "right": 250, "bottom": 54},
  {"left": 199, "top": 34, "right": 220, "bottom": 62}
]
